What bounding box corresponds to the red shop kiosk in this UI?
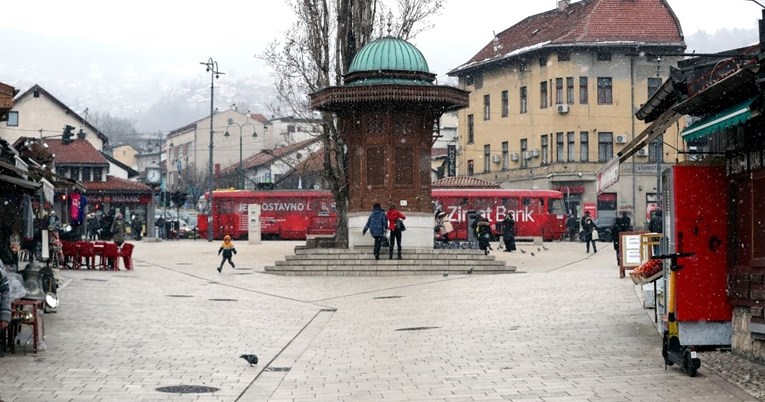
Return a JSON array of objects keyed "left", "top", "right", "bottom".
[{"left": 662, "top": 164, "right": 732, "bottom": 347}]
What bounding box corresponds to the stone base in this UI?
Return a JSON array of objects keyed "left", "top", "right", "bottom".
[
  {"left": 349, "top": 211, "right": 435, "bottom": 249},
  {"left": 732, "top": 306, "right": 765, "bottom": 361}
]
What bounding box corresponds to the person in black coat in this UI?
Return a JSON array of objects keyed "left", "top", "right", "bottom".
[
  {"left": 581, "top": 211, "right": 597, "bottom": 253},
  {"left": 501, "top": 213, "right": 517, "bottom": 252}
]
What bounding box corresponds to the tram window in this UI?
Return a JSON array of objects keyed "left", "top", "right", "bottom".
[
  {"left": 461, "top": 198, "right": 469, "bottom": 205},
  {"left": 522, "top": 198, "right": 531, "bottom": 206}
]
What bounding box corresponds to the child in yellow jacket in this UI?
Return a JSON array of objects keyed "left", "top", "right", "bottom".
[{"left": 217, "top": 235, "right": 237, "bottom": 272}]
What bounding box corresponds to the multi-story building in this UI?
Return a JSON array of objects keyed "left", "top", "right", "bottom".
[{"left": 447, "top": 0, "right": 687, "bottom": 227}]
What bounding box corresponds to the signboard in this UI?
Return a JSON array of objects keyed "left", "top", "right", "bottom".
[
  {"left": 596, "top": 156, "right": 620, "bottom": 194},
  {"left": 447, "top": 144, "right": 456, "bottom": 177},
  {"left": 619, "top": 232, "right": 643, "bottom": 278},
  {"left": 247, "top": 203, "right": 261, "bottom": 245}
]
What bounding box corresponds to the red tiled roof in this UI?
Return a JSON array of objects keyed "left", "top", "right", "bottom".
[
  {"left": 220, "top": 138, "right": 321, "bottom": 174},
  {"left": 84, "top": 175, "right": 152, "bottom": 193},
  {"left": 432, "top": 177, "right": 500, "bottom": 188},
  {"left": 451, "top": 0, "right": 684, "bottom": 74},
  {"left": 249, "top": 113, "right": 270, "bottom": 125},
  {"left": 432, "top": 147, "right": 447, "bottom": 158},
  {"left": 45, "top": 139, "right": 109, "bottom": 165}
]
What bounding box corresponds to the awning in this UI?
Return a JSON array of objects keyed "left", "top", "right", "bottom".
[
  {"left": 681, "top": 96, "right": 759, "bottom": 142},
  {"left": 0, "top": 173, "right": 42, "bottom": 192}
]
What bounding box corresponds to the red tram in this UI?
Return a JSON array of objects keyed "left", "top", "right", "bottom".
[{"left": 197, "top": 188, "right": 566, "bottom": 241}]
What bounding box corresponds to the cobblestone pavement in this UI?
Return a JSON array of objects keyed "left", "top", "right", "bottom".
[{"left": 0, "top": 239, "right": 762, "bottom": 401}]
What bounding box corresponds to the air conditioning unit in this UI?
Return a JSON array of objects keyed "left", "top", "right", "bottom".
[
  {"left": 637, "top": 148, "right": 648, "bottom": 157},
  {"left": 531, "top": 149, "right": 540, "bottom": 157},
  {"left": 616, "top": 135, "right": 627, "bottom": 144},
  {"left": 510, "top": 152, "right": 519, "bottom": 161},
  {"left": 556, "top": 104, "right": 569, "bottom": 114},
  {"left": 523, "top": 151, "right": 533, "bottom": 159},
  {"left": 492, "top": 155, "right": 501, "bottom": 163}
]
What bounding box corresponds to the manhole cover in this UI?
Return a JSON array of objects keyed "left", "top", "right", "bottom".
[
  {"left": 234, "top": 273, "right": 253, "bottom": 275},
  {"left": 395, "top": 326, "right": 439, "bottom": 332},
  {"left": 235, "top": 267, "right": 254, "bottom": 270},
  {"left": 176, "top": 263, "right": 192, "bottom": 265},
  {"left": 166, "top": 295, "right": 194, "bottom": 298},
  {"left": 208, "top": 298, "right": 238, "bottom": 302},
  {"left": 264, "top": 367, "right": 291, "bottom": 372},
  {"left": 83, "top": 278, "right": 108, "bottom": 282},
  {"left": 156, "top": 385, "right": 219, "bottom": 394},
  {"left": 373, "top": 296, "right": 403, "bottom": 299}
]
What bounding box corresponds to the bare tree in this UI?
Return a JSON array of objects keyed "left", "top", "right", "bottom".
[
  {"left": 87, "top": 111, "right": 141, "bottom": 147},
  {"left": 262, "top": 0, "right": 445, "bottom": 248}
]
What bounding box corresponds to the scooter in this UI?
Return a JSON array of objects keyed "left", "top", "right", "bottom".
[{"left": 652, "top": 252, "right": 700, "bottom": 377}]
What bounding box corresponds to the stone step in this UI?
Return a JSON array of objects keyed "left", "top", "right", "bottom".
[
  {"left": 274, "top": 259, "right": 506, "bottom": 267},
  {"left": 264, "top": 264, "right": 516, "bottom": 276},
  {"left": 266, "top": 246, "right": 514, "bottom": 276}
]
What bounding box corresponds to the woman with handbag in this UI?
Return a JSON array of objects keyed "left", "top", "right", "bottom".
[{"left": 386, "top": 205, "right": 406, "bottom": 260}]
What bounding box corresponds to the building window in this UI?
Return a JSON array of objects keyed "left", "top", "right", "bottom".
[
  {"left": 520, "top": 139, "right": 528, "bottom": 168},
  {"left": 467, "top": 114, "right": 474, "bottom": 144},
  {"left": 367, "top": 147, "right": 386, "bottom": 186},
  {"left": 501, "top": 90, "right": 509, "bottom": 117},
  {"left": 597, "top": 77, "right": 613, "bottom": 104},
  {"left": 502, "top": 141, "right": 509, "bottom": 170},
  {"left": 519, "top": 61, "right": 528, "bottom": 72},
  {"left": 394, "top": 147, "right": 414, "bottom": 185},
  {"left": 520, "top": 86, "right": 528, "bottom": 113},
  {"left": 579, "top": 77, "right": 588, "bottom": 104},
  {"left": 597, "top": 52, "right": 612, "bottom": 61},
  {"left": 556, "top": 132, "right": 564, "bottom": 162},
  {"left": 541, "top": 135, "right": 549, "bottom": 165},
  {"left": 580, "top": 131, "right": 589, "bottom": 162},
  {"left": 69, "top": 166, "right": 80, "bottom": 181},
  {"left": 6, "top": 111, "right": 18, "bottom": 126},
  {"left": 648, "top": 77, "right": 662, "bottom": 98},
  {"left": 540, "top": 81, "right": 548, "bottom": 109},
  {"left": 557, "top": 51, "right": 570, "bottom": 62},
  {"left": 93, "top": 167, "right": 103, "bottom": 182},
  {"left": 539, "top": 55, "right": 548, "bottom": 67},
  {"left": 567, "top": 132, "right": 576, "bottom": 162},
  {"left": 598, "top": 132, "right": 614, "bottom": 162},
  {"left": 649, "top": 135, "right": 664, "bottom": 163},
  {"left": 465, "top": 75, "right": 474, "bottom": 86},
  {"left": 81, "top": 167, "right": 92, "bottom": 182},
  {"left": 287, "top": 124, "right": 296, "bottom": 133},
  {"left": 555, "top": 78, "right": 563, "bottom": 105},
  {"left": 483, "top": 144, "right": 491, "bottom": 173},
  {"left": 56, "top": 166, "right": 67, "bottom": 177},
  {"left": 483, "top": 94, "right": 491, "bottom": 120},
  {"left": 467, "top": 160, "right": 474, "bottom": 176},
  {"left": 566, "top": 77, "right": 574, "bottom": 104}
]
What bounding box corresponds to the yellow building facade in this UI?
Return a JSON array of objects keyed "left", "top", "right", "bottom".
[{"left": 448, "top": 0, "right": 689, "bottom": 228}]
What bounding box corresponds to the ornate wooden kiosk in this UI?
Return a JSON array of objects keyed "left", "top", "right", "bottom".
[{"left": 310, "top": 36, "right": 468, "bottom": 248}]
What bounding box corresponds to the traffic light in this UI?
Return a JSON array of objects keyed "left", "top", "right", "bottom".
[{"left": 62, "top": 125, "right": 75, "bottom": 144}]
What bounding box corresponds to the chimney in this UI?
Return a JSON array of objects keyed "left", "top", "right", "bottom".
[{"left": 557, "top": 0, "right": 570, "bottom": 12}]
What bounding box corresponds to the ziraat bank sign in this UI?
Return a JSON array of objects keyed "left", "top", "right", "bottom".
[{"left": 439, "top": 204, "right": 536, "bottom": 223}]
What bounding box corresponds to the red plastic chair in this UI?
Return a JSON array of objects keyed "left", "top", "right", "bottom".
[
  {"left": 61, "top": 241, "right": 78, "bottom": 269},
  {"left": 120, "top": 243, "right": 134, "bottom": 270},
  {"left": 76, "top": 241, "right": 96, "bottom": 270},
  {"left": 98, "top": 243, "right": 120, "bottom": 271}
]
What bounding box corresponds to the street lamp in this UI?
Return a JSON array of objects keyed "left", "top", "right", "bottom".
[
  {"left": 200, "top": 57, "right": 224, "bottom": 242},
  {"left": 224, "top": 118, "right": 257, "bottom": 189}
]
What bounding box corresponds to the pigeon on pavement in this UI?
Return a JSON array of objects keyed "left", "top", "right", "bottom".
[
  {"left": 240, "top": 354, "right": 259, "bottom": 366},
  {"left": 520, "top": 249, "right": 526, "bottom": 254}
]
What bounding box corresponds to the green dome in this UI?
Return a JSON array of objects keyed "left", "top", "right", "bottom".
[{"left": 348, "top": 36, "right": 430, "bottom": 74}]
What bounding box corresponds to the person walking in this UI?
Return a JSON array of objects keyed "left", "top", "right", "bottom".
[
  {"left": 648, "top": 209, "right": 663, "bottom": 233},
  {"left": 611, "top": 216, "right": 624, "bottom": 264},
  {"left": 362, "top": 203, "right": 388, "bottom": 260},
  {"left": 581, "top": 211, "right": 597, "bottom": 253},
  {"left": 476, "top": 215, "right": 492, "bottom": 255},
  {"left": 217, "top": 235, "right": 237, "bottom": 272},
  {"left": 501, "top": 213, "right": 517, "bottom": 252},
  {"left": 566, "top": 215, "right": 578, "bottom": 242},
  {"left": 111, "top": 213, "right": 127, "bottom": 246},
  {"left": 87, "top": 213, "right": 100, "bottom": 240},
  {"left": 434, "top": 210, "right": 453, "bottom": 244},
  {"left": 156, "top": 215, "right": 166, "bottom": 239},
  {"left": 386, "top": 204, "right": 406, "bottom": 260}
]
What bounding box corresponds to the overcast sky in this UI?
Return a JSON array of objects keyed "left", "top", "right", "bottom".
[{"left": 0, "top": 0, "right": 761, "bottom": 121}]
